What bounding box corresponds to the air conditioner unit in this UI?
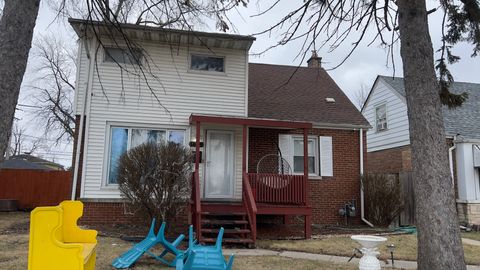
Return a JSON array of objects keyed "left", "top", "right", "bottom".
[
  {"left": 377, "top": 122, "right": 387, "bottom": 131},
  {"left": 474, "top": 144, "right": 480, "bottom": 167}
]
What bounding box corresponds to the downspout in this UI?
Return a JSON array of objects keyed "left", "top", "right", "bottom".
[
  {"left": 71, "top": 37, "right": 94, "bottom": 200},
  {"left": 448, "top": 135, "right": 457, "bottom": 186},
  {"left": 360, "top": 128, "right": 374, "bottom": 227}
]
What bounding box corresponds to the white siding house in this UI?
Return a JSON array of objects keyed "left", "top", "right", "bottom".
[
  {"left": 362, "top": 75, "right": 480, "bottom": 225},
  {"left": 70, "top": 19, "right": 253, "bottom": 200},
  {"left": 362, "top": 77, "right": 410, "bottom": 152}
]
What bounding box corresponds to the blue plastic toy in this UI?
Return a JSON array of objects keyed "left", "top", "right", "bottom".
[
  {"left": 179, "top": 225, "right": 234, "bottom": 270},
  {"left": 112, "top": 220, "right": 185, "bottom": 269}
]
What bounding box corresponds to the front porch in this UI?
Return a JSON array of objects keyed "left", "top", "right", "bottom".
[{"left": 189, "top": 114, "right": 313, "bottom": 245}]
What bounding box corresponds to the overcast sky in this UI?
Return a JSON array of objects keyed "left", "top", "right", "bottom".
[{"left": 14, "top": 0, "right": 480, "bottom": 166}]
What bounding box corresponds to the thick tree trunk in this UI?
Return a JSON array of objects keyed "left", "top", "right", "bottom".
[
  {"left": 397, "top": 0, "right": 466, "bottom": 269},
  {"left": 0, "top": 0, "right": 41, "bottom": 162}
]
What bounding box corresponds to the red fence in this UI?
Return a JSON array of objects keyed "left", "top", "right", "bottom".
[
  {"left": 0, "top": 169, "right": 72, "bottom": 209},
  {"left": 248, "top": 173, "right": 306, "bottom": 205}
]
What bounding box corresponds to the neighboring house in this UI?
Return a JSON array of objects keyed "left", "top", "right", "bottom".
[
  {"left": 362, "top": 75, "right": 480, "bottom": 225},
  {"left": 0, "top": 154, "right": 65, "bottom": 171},
  {"left": 69, "top": 19, "right": 370, "bottom": 244}
]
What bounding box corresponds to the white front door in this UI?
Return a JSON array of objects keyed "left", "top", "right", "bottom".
[{"left": 204, "top": 130, "right": 235, "bottom": 199}]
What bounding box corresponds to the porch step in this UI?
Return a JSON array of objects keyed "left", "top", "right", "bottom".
[
  {"left": 201, "top": 211, "right": 246, "bottom": 216},
  {"left": 202, "top": 219, "right": 248, "bottom": 225},
  {"left": 202, "top": 237, "right": 255, "bottom": 244},
  {"left": 201, "top": 228, "right": 251, "bottom": 234}
]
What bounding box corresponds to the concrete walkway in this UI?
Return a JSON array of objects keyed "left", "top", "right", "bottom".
[
  {"left": 225, "top": 248, "right": 480, "bottom": 269},
  {"left": 463, "top": 238, "right": 480, "bottom": 247}
]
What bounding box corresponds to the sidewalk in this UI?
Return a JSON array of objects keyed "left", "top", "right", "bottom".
[{"left": 225, "top": 248, "right": 480, "bottom": 269}]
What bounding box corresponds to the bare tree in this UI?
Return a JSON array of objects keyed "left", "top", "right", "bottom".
[
  {"left": 354, "top": 83, "right": 370, "bottom": 110},
  {"left": 9, "top": 123, "right": 42, "bottom": 156},
  {"left": 0, "top": 0, "right": 41, "bottom": 162},
  {"left": 233, "top": 1, "right": 478, "bottom": 268},
  {"left": 32, "top": 36, "right": 76, "bottom": 142}
]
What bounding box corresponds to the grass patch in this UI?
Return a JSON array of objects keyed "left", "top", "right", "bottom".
[
  {"left": 0, "top": 212, "right": 355, "bottom": 270},
  {"left": 462, "top": 232, "right": 480, "bottom": 242},
  {"left": 258, "top": 234, "right": 480, "bottom": 265}
]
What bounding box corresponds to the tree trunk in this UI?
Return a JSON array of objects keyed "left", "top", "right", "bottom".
[
  {"left": 0, "top": 0, "right": 41, "bottom": 162},
  {"left": 397, "top": 1, "right": 466, "bottom": 269}
]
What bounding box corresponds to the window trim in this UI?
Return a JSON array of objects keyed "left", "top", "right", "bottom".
[
  {"left": 375, "top": 103, "right": 388, "bottom": 132},
  {"left": 103, "top": 123, "right": 187, "bottom": 187},
  {"left": 188, "top": 53, "right": 226, "bottom": 74},
  {"left": 292, "top": 136, "right": 319, "bottom": 176},
  {"left": 103, "top": 46, "right": 143, "bottom": 66}
]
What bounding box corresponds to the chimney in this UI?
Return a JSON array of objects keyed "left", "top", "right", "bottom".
[{"left": 307, "top": 50, "right": 322, "bottom": 68}]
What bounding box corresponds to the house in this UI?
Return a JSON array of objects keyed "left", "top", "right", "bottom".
[
  {"left": 362, "top": 75, "right": 480, "bottom": 226},
  {"left": 69, "top": 19, "right": 370, "bottom": 244},
  {"left": 0, "top": 154, "right": 65, "bottom": 171}
]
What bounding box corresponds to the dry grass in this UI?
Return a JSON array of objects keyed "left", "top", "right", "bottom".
[
  {"left": 0, "top": 212, "right": 355, "bottom": 270},
  {"left": 258, "top": 234, "right": 480, "bottom": 265},
  {"left": 462, "top": 232, "right": 480, "bottom": 242}
]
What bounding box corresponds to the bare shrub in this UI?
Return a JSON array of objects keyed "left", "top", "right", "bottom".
[
  {"left": 362, "top": 173, "right": 403, "bottom": 226},
  {"left": 117, "top": 142, "right": 192, "bottom": 224}
]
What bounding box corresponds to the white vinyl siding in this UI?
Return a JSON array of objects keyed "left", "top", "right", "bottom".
[
  {"left": 77, "top": 38, "right": 248, "bottom": 199},
  {"left": 278, "top": 135, "right": 333, "bottom": 177},
  {"left": 363, "top": 79, "right": 410, "bottom": 152}
]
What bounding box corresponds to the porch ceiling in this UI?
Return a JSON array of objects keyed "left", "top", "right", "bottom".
[{"left": 189, "top": 114, "right": 312, "bottom": 129}]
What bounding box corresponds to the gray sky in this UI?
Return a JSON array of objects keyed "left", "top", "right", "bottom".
[{"left": 14, "top": 0, "right": 480, "bottom": 166}]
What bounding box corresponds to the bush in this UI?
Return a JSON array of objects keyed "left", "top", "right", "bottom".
[
  {"left": 117, "top": 142, "right": 193, "bottom": 224},
  {"left": 362, "top": 173, "right": 403, "bottom": 226}
]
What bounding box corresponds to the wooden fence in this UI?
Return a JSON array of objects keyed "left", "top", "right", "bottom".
[
  {"left": 0, "top": 169, "right": 72, "bottom": 209},
  {"left": 399, "top": 171, "right": 416, "bottom": 226}
]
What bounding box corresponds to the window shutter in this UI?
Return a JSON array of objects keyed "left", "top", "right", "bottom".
[
  {"left": 320, "top": 136, "right": 333, "bottom": 176},
  {"left": 278, "top": 134, "right": 294, "bottom": 171}
]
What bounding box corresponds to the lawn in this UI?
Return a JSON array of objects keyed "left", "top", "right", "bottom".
[
  {"left": 258, "top": 234, "right": 480, "bottom": 265},
  {"left": 463, "top": 232, "right": 480, "bottom": 242},
  {"left": 0, "top": 212, "right": 355, "bottom": 270}
]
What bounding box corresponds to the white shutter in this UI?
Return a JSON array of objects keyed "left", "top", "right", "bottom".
[
  {"left": 278, "top": 134, "right": 294, "bottom": 171},
  {"left": 320, "top": 136, "right": 333, "bottom": 177}
]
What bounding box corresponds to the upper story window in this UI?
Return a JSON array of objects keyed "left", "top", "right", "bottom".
[
  {"left": 107, "top": 126, "right": 185, "bottom": 185},
  {"left": 190, "top": 55, "right": 225, "bottom": 72},
  {"left": 104, "top": 47, "right": 143, "bottom": 65},
  {"left": 375, "top": 104, "right": 388, "bottom": 132}
]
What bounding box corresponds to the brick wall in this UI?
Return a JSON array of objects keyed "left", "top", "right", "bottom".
[
  {"left": 249, "top": 128, "right": 364, "bottom": 225},
  {"left": 79, "top": 200, "right": 190, "bottom": 234},
  {"left": 366, "top": 145, "right": 412, "bottom": 174}
]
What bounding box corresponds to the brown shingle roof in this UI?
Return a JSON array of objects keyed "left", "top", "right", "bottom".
[{"left": 248, "top": 63, "right": 369, "bottom": 127}]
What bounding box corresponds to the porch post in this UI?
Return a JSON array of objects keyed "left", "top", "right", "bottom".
[
  {"left": 242, "top": 125, "right": 247, "bottom": 174},
  {"left": 194, "top": 121, "right": 201, "bottom": 241},
  {"left": 303, "top": 128, "right": 308, "bottom": 202},
  {"left": 303, "top": 128, "right": 311, "bottom": 239}
]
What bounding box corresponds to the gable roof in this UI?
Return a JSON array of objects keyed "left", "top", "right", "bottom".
[
  {"left": 379, "top": 76, "right": 480, "bottom": 140},
  {"left": 248, "top": 63, "right": 370, "bottom": 128}
]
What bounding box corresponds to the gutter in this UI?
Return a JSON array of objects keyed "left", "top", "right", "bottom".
[
  {"left": 359, "top": 128, "right": 374, "bottom": 227},
  {"left": 71, "top": 36, "right": 94, "bottom": 200},
  {"left": 448, "top": 135, "right": 457, "bottom": 186}
]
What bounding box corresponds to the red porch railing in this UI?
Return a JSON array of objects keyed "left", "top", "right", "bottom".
[
  {"left": 248, "top": 173, "right": 307, "bottom": 205},
  {"left": 242, "top": 172, "right": 257, "bottom": 242},
  {"left": 191, "top": 172, "right": 201, "bottom": 241}
]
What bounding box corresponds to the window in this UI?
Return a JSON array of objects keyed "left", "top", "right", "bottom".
[
  {"left": 375, "top": 104, "right": 388, "bottom": 132},
  {"left": 293, "top": 138, "right": 318, "bottom": 174},
  {"left": 190, "top": 55, "right": 225, "bottom": 72},
  {"left": 104, "top": 47, "right": 143, "bottom": 65},
  {"left": 107, "top": 127, "right": 185, "bottom": 184},
  {"left": 278, "top": 134, "right": 333, "bottom": 177}
]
